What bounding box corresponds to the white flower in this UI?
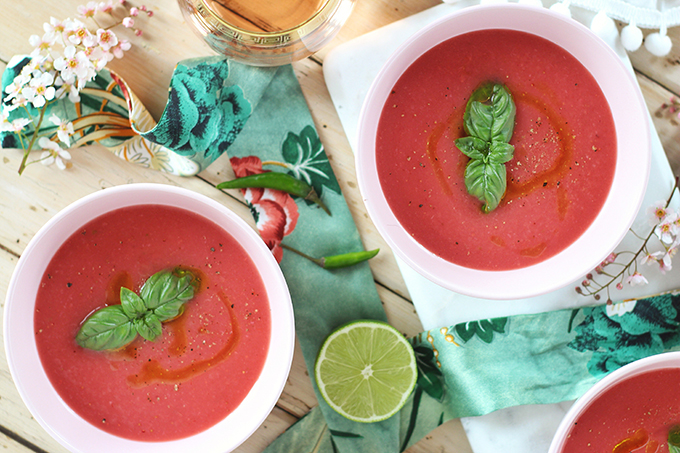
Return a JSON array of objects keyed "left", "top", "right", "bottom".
[
  {"left": 48, "top": 114, "right": 74, "bottom": 146},
  {"left": 29, "top": 32, "right": 56, "bottom": 53},
  {"left": 122, "top": 17, "right": 134, "bottom": 28},
  {"left": 98, "top": 1, "right": 114, "bottom": 13},
  {"left": 22, "top": 72, "right": 56, "bottom": 108},
  {"left": 606, "top": 300, "right": 637, "bottom": 317},
  {"left": 642, "top": 251, "right": 663, "bottom": 265},
  {"left": 65, "top": 19, "right": 97, "bottom": 47},
  {"left": 625, "top": 272, "right": 648, "bottom": 286},
  {"left": 659, "top": 250, "right": 674, "bottom": 274},
  {"left": 0, "top": 117, "right": 32, "bottom": 133},
  {"left": 96, "top": 28, "right": 118, "bottom": 51},
  {"left": 111, "top": 39, "right": 131, "bottom": 59},
  {"left": 44, "top": 17, "right": 67, "bottom": 36},
  {"left": 54, "top": 45, "right": 92, "bottom": 84},
  {"left": 648, "top": 201, "right": 671, "bottom": 226},
  {"left": 77, "top": 1, "right": 98, "bottom": 18},
  {"left": 654, "top": 215, "right": 677, "bottom": 245},
  {"left": 39, "top": 137, "right": 71, "bottom": 170},
  {"left": 54, "top": 76, "right": 80, "bottom": 103}
]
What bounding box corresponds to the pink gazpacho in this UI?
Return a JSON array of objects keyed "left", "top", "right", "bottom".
[
  {"left": 376, "top": 29, "right": 617, "bottom": 270},
  {"left": 560, "top": 367, "right": 680, "bottom": 452},
  {"left": 34, "top": 204, "right": 271, "bottom": 441}
]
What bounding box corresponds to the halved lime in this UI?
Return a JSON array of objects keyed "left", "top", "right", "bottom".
[{"left": 314, "top": 320, "right": 417, "bottom": 423}]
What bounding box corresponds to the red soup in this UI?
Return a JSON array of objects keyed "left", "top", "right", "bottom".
[
  {"left": 561, "top": 368, "right": 680, "bottom": 452},
  {"left": 34, "top": 204, "right": 271, "bottom": 441},
  {"left": 376, "top": 29, "right": 617, "bottom": 270}
]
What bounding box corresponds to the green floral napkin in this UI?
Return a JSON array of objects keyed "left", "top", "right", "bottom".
[{"left": 5, "top": 55, "right": 680, "bottom": 452}]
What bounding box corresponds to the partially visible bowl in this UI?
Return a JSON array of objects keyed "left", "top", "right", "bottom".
[
  {"left": 549, "top": 352, "right": 680, "bottom": 452},
  {"left": 4, "top": 183, "right": 295, "bottom": 453},
  {"left": 356, "top": 4, "right": 650, "bottom": 299}
]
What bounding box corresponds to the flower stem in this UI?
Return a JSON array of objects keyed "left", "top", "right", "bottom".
[{"left": 17, "top": 104, "right": 49, "bottom": 175}]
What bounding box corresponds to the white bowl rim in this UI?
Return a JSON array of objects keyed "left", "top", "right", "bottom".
[
  {"left": 355, "top": 3, "right": 651, "bottom": 300},
  {"left": 548, "top": 351, "right": 680, "bottom": 452},
  {"left": 3, "top": 183, "right": 295, "bottom": 453}
]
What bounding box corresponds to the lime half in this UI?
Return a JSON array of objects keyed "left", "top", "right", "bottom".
[{"left": 314, "top": 320, "right": 417, "bottom": 423}]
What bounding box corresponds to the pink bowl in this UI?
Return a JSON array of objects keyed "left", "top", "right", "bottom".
[
  {"left": 549, "top": 352, "right": 680, "bottom": 452},
  {"left": 356, "top": 4, "right": 650, "bottom": 299},
  {"left": 4, "top": 183, "right": 295, "bottom": 453}
]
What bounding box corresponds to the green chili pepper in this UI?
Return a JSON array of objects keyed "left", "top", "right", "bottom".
[
  {"left": 280, "top": 243, "right": 379, "bottom": 269},
  {"left": 217, "top": 172, "right": 330, "bottom": 216}
]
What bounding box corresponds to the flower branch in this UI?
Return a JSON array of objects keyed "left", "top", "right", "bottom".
[
  {"left": 1, "top": 1, "right": 152, "bottom": 174},
  {"left": 576, "top": 177, "right": 680, "bottom": 302}
]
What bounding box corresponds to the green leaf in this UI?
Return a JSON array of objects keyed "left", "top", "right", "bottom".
[
  {"left": 139, "top": 270, "right": 195, "bottom": 321},
  {"left": 464, "top": 158, "right": 506, "bottom": 213},
  {"left": 456, "top": 83, "right": 516, "bottom": 213},
  {"left": 75, "top": 305, "right": 137, "bottom": 351},
  {"left": 134, "top": 313, "right": 163, "bottom": 341},
  {"left": 120, "top": 287, "right": 146, "bottom": 319},
  {"left": 670, "top": 425, "right": 680, "bottom": 452},
  {"left": 76, "top": 268, "right": 197, "bottom": 351},
  {"left": 454, "top": 136, "right": 488, "bottom": 160},
  {"left": 489, "top": 142, "right": 515, "bottom": 164}
]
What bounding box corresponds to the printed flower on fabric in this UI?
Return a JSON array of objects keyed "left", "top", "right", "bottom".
[
  {"left": 231, "top": 156, "right": 299, "bottom": 262},
  {"left": 281, "top": 125, "right": 341, "bottom": 201},
  {"left": 569, "top": 293, "right": 680, "bottom": 377},
  {"left": 144, "top": 59, "right": 251, "bottom": 162}
]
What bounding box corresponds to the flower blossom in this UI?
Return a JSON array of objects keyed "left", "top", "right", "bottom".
[
  {"left": 22, "top": 72, "right": 56, "bottom": 108},
  {"left": 77, "top": 1, "right": 99, "bottom": 18},
  {"left": 39, "top": 137, "right": 71, "bottom": 170},
  {"left": 654, "top": 214, "right": 677, "bottom": 245},
  {"left": 0, "top": 117, "right": 32, "bottom": 133},
  {"left": 648, "top": 201, "right": 671, "bottom": 226},
  {"left": 122, "top": 17, "right": 134, "bottom": 28},
  {"left": 625, "top": 272, "right": 648, "bottom": 286},
  {"left": 96, "top": 28, "right": 118, "bottom": 51},
  {"left": 54, "top": 45, "right": 93, "bottom": 87},
  {"left": 48, "top": 114, "right": 74, "bottom": 146}
]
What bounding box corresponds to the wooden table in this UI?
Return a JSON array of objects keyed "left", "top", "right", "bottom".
[{"left": 1, "top": 1, "right": 679, "bottom": 452}]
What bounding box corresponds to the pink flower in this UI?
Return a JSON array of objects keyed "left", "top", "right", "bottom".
[
  {"left": 96, "top": 29, "right": 118, "bottom": 51},
  {"left": 230, "top": 156, "right": 300, "bottom": 262},
  {"left": 122, "top": 17, "right": 134, "bottom": 28},
  {"left": 77, "top": 1, "right": 98, "bottom": 18}
]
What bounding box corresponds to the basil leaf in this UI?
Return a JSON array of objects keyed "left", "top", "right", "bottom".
[
  {"left": 134, "top": 313, "right": 163, "bottom": 341},
  {"left": 465, "top": 158, "right": 506, "bottom": 213},
  {"left": 454, "top": 136, "right": 488, "bottom": 160},
  {"left": 489, "top": 142, "right": 515, "bottom": 164},
  {"left": 141, "top": 271, "right": 195, "bottom": 322},
  {"left": 76, "top": 268, "right": 197, "bottom": 351},
  {"left": 669, "top": 425, "right": 680, "bottom": 452},
  {"left": 120, "top": 287, "right": 146, "bottom": 318},
  {"left": 75, "top": 305, "right": 137, "bottom": 351},
  {"left": 456, "top": 83, "right": 516, "bottom": 212},
  {"left": 488, "top": 85, "right": 516, "bottom": 143}
]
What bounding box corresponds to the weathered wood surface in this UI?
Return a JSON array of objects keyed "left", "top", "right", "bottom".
[{"left": 0, "top": 1, "right": 679, "bottom": 452}]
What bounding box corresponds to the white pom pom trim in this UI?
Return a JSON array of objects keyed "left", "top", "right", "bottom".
[{"left": 621, "top": 20, "right": 643, "bottom": 52}]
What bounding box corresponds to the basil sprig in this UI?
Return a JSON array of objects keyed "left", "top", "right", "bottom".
[
  {"left": 75, "top": 268, "right": 197, "bottom": 351},
  {"left": 670, "top": 425, "right": 680, "bottom": 453},
  {"left": 454, "top": 83, "right": 516, "bottom": 213}
]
